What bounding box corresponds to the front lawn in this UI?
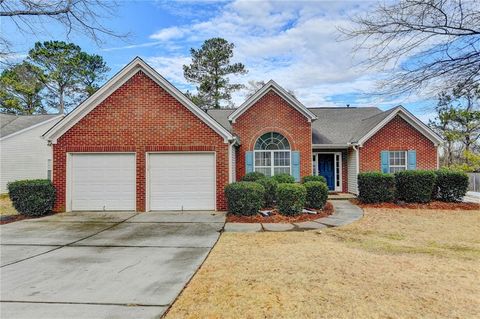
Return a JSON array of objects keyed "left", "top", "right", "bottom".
[
  {"left": 166, "top": 208, "right": 480, "bottom": 318},
  {"left": 0, "top": 194, "right": 18, "bottom": 216}
]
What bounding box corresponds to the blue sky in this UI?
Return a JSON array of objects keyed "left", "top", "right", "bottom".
[{"left": 2, "top": 0, "right": 437, "bottom": 122}]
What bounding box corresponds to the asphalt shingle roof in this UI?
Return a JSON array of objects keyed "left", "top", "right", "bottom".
[
  {"left": 0, "top": 114, "right": 61, "bottom": 138},
  {"left": 206, "top": 106, "right": 391, "bottom": 145}
]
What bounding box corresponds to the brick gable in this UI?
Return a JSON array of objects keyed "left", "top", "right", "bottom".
[
  {"left": 232, "top": 90, "right": 312, "bottom": 180},
  {"left": 359, "top": 115, "right": 438, "bottom": 172},
  {"left": 53, "top": 71, "right": 229, "bottom": 212}
]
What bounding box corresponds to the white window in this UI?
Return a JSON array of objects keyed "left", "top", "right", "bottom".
[
  {"left": 389, "top": 151, "right": 407, "bottom": 173},
  {"left": 47, "top": 159, "right": 52, "bottom": 180},
  {"left": 254, "top": 132, "right": 290, "bottom": 177}
]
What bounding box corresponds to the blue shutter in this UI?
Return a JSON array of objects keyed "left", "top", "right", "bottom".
[
  {"left": 291, "top": 151, "right": 300, "bottom": 182},
  {"left": 407, "top": 150, "right": 416, "bottom": 170},
  {"left": 245, "top": 151, "right": 253, "bottom": 173},
  {"left": 381, "top": 151, "right": 390, "bottom": 173}
]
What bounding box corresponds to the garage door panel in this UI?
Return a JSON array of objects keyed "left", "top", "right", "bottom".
[
  {"left": 71, "top": 154, "right": 135, "bottom": 211},
  {"left": 149, "top": 153, "right": 215, "bottom": 211}
]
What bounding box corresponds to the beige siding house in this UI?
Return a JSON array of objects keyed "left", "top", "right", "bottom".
[{"left": 0, "top": 114, "right": 63, "bottom": 193}]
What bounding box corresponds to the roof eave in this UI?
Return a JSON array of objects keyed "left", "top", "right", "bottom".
[
  {"left": 357, "top": 106, "right": 443, "bottom": 146},
  {"left": 43, "top": 57, "right": 234, "bottom": 143},
  {"left": 228, "top": 80, "right": 317, "bottom": 123}
]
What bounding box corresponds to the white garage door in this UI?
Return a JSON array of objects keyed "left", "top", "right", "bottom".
[
  {"left": 148, "top": 153, "right": 215, "bottom": 211},
  {"left": 70, "top": 153, "right": 136, "bottom": 211}
]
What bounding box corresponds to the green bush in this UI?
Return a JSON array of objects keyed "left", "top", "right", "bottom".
[
  {"left": 256, "top": 177, "right": 278, "bottom": 207},
  {"left": 276, "top": 183, "right": 307, "bottom": 216},
  {"left": 8, "top": 179, "right": 56, "bottom": 217},
  {"left": 302, "top": 175, "right": 327, "bottom": 184},
  {"left": 224, "top": 182, "right": 265, "bottom": 216},
  {"left": 395, "top": 170, "right": 436, "bottom": 203},
  {"left": 272, "top": 173, "right": 295, "bottom": 184},
  {"left": 434, "top": 169, "right": 469, "bottom": 202},
  {"left": 241, "top": 171, "right": 265, "bottom": 182},
  {"left": 358, "top": 172, "right": 395, "bottom": 203},
  {"left": 304, "top": 181, "right": 328, "bottom": 209}
]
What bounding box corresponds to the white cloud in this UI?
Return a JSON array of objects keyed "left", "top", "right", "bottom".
[
  {"left": 142, "top": 0, "right": 437, "bottom": 120},
  {"left": 150, "top": 26, "right": 185, "bottom": 41}
]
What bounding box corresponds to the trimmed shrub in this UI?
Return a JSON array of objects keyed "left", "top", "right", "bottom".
[
  {"left": 435, "top": 169, "right": 469, "bottom": 202},
  {"left": 304, "top": 181, "right": 328, "bottom": 209},
  {"left": 302, "top": 175, "right": 327, "bottom": 184},
  {"left": 395, "top": 170, "right": 436, "bottom": 203},
  {"left": 272, "top": 173, "right": 295, "bottom": 184},
  {"left": 358, "top": 172, "right": 395, "bottom": 203},
  {"left": 8, "top": 179, "right": 56, "bottom": 217},
  {"left": 256, "top": 177, "right": 279, "bottom": 207},
  {"left": 276, "top": 183, "right": 307, "bottom": 216},
  {"left": 241, "top": 171, "right": 265, "bottom": 182},
  {"left": 224, "top": 182, "right": 265, "bottom": 216}
]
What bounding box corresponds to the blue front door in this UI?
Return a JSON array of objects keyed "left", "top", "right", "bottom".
[{"left": 318, "top": 154, "right": 334, "bottom": 190}]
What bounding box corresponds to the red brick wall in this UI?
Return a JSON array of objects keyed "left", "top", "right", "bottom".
[
  {"left": 53, "top": 71, "right": 229, "bottom": 212},
  {"left": 359, "top": 115, "right": 438, "bottom": 172},
  {"left": 232, "top": 90, "right": 312, "bottom": 180}
]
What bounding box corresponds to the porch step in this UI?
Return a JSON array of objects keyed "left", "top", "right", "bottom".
[{"left": 328, "top": 193, "right": 356, "bottom": 200}]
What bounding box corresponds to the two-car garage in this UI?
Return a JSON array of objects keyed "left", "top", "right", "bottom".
[{"left": 68, "top": 153, "right": 216, "bottom": 212}]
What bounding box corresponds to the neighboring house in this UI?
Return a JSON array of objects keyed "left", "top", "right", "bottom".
[
  {"left": 0, "top": 114, "right": 63, "bottom": 193},
  {"left": 43, "top": 57, "right": 443, "bottom": 212}
]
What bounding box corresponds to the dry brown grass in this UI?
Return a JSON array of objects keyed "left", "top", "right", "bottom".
[
  {"left": 0, "top": 194, "right": 18, "bottom": 216},
  {"left": 166, "top": 208, "right": 480, "bottom": 319}
]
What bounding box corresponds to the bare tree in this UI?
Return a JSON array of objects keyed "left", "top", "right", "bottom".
[
  {"left": 0, "top": 0, "right": 126, "bottom": 58},
  {"left": 340, "top": 0, "right": 480, "bottom": 96}
]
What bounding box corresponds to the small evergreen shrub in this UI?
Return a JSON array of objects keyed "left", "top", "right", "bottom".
[
  {"left": 272, "top": 173, "right": 295, "bottom": 184},
  {"left": 224, "top": 182, "right": 265, "bottom": 216},
  {"left": 256, "top": 177, "right": 279, "bottom": 207},
  {"left": 434, "top": 169, "right": 469, "bottom": 202},
  {"left": 395, "top": 170, "right": 436, "bottom": 203},
  {"left": 302, "top": 175, "right": 327, "bottom": 184},
  {"left": 241, "top": 171, "right": 266, "bottom": 182},
  {"left": 358, "top": 172, "right": 395, "bottom": 203},
  {"left": 276, "top": 183, "right": 307, "bottom": 216},
  {"left": 8, "top": 179, "right": 56, "bottom": 217},
  {"left": 304, "top": 181, "right": 328, "bottom": 209}
]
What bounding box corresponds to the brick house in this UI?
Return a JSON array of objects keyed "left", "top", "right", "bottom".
[{"left": 43, "top": 57, "right": 443, "bottom": 212}]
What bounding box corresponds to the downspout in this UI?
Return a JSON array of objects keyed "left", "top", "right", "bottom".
[{"left": 349, "top": 143, "right": 360, "bottom": 195}]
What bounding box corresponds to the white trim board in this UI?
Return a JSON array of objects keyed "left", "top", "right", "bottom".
[
  {"left": 43, "top": 57, "right": 234, "bottom": 143},
  {"left": 228, "top": 80, "right": 317, "bottom": 123},
  {"left": 357, "top": 106, "right": 443, "bottom": 146}
]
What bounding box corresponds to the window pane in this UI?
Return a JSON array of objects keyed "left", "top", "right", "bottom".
[
  {"left": 255, "top": 167, "right": 271, "bottom": 177},
  {"left": 254, "top": 132, "right": 290, "bottom": 150},
  {"left": 255, "top": 152, "right": 271, "bottom": 166},
  {"left": 274, "top": 151, "right": 290, "bottom": 166},
  {"left": 274, "top": 167, "right": 290, "bottom": 175}
]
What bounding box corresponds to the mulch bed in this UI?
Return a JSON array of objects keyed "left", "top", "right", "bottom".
[
  {"left": 226, "top": 202, "right": 334, "bottom": 223},
  {"left": 351, "top": 199, "right": 479, "bottom": 210},
  {"left": 0, "top": 214, "right": 28, "bottom": 225}
]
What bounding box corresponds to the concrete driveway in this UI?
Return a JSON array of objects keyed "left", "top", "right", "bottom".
[{"left": 0, "top": 211, "right": 225, "bottom": 319}]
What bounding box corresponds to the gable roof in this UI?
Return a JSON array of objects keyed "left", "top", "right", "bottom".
[
  {"left": 43, "top": 57, "right": 234, "bottom": 143},
  {"left": 1, "top": 114, "right": 62, "bottom": 140},
  {"left": 227, "top": 80, "right": 317, "bottom": 123},
  {"left": 355, "top": 105, "right": 443, "bottom": 146},
  {"left": 309, "top": 107, "right": 383, "bottom": 145},
  {"left": 207, "top": 105, "right": 443, "bottom": 146}
]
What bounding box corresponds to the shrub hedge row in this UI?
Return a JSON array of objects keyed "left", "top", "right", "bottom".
[
  {"left": 8, "top": 179, "right": 56, "bottom": 217},
  {"left": 358, "top": 169, "right": 469, "bottom": 203},
  {"left": 225, "top": 174, "right": 330, "bottom": 216},
  {"left": 224, "top": 181, "right": 265, "bottom": 216},
  {"left": 358, "top": 172, "right": 395, "bottom": 203},
  {"left": 276, "top": 183, "right": 307, "bottom": 216}
]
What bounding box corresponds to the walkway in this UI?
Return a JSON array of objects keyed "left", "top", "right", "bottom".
[{"left": 224, "top": 200, "right": 363, "bottom": 232}]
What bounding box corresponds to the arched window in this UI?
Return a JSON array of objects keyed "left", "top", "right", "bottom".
[{"left": 254, "top": 132, "right": 291, "bottom": 176}]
